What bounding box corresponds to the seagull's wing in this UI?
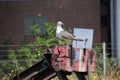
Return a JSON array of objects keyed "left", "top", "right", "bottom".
[
  {"left": 60, "top": 31, "right": 84, "bottom": 41},
  {"left": 60, "top": 31, "right": 77, "bottom": 40}
]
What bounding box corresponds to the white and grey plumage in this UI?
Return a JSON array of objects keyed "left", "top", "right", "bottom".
[{"left": 56, "top": 21, "right": 84, "bottom": 41}]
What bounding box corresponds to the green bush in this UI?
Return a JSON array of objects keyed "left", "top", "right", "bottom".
[
  {"left": 6, "top": 22, "right": 71, "bottom": 79},
  {"left": 92, "top": 45, "right": 120, "bottom": 80}
]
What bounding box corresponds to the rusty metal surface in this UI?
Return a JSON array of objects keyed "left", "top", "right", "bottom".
[{"left": 13, "top": 54, "right": 56, "bottom": 80}]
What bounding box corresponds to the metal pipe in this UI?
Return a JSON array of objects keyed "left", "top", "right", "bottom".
[
  {"left": 115, "top": 0, "right": 120, "bottom": 67},
  {"left": 110, "top": 0, "right": 116, "bottom": 57},
  {"left": 75, "top": 72, "right": 86, "bottom": 80},
  {"left": 56, "top": 71, "right": 68, "bottom": 80},
  {"left": 103, "top": 42, "right": 106, "bottom": 79}
]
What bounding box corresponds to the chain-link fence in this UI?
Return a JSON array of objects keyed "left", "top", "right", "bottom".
[
  {"left": 92, "top": 43, "right": 120, "bottom": 80},
  {"left": 0, "top": 59, "right": 41, "bottom": 80},
  {"left": 0, "top": 44, "right": 42, "bottom": 80},
  {"left": 0, "top": 43, "right": 120, "bottom": 80}
]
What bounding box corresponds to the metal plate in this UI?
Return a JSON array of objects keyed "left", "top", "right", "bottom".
[{"left": 72, "top": 28, "right": 94, "bottom": 49}]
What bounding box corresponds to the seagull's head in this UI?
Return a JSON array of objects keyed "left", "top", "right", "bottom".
[{"left": 57, "top": 21, "right": 64, "bottom": 26}]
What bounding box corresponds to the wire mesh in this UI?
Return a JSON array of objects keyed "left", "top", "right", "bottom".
[{"left": 0, "top": 43, "right": 120, "bottom": 80}]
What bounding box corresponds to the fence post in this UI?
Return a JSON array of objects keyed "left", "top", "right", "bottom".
[{"left": 103, "top": 42, "right": 106, "bottom": 80}]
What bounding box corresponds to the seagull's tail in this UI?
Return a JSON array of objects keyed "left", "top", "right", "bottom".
[
  {"left": 76, "top": 37, "right": 88, "bottom": 42},
  {"left": 75, "top": 36, "right": 84, "bottom": 41},
  {"left": 77, "top": 38, "right": 84, "bottom": 41}
]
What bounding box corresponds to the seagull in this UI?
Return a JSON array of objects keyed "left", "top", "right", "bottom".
[{"left": 56, "top": 21, "right": 85, "bottom": 41}]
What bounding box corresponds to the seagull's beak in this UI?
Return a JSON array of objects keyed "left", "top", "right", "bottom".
[{"left": 61, "top": 22, "right": 64, "bottom": 25}]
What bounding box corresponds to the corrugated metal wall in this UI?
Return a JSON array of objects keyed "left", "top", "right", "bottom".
[{"left": 0, "top": 0, "right": 100, "bottom": 44}]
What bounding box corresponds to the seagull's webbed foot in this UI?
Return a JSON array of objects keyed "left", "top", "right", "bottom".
[
  {"left": 77, "top": 38, "right": 84, "bottom": 41},
  {"left": 85, "top": 38, "right": 88, "bottom": 42}
]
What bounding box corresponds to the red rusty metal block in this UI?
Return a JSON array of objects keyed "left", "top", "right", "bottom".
[
  {"left": 52, "top": 45, "right": 97, "bottom": 73},
  {"left": 51, "top": 60, "right": 61, "bottom": 71},
  {"left": 73, "top": 48, "right": 87, "bottom": 72},
  {"left": 64, "top": 58, "right": 72, "bottom": 72},
  {"left": 84, "top": 49, "right": 90, "bottom": 72},
  {"left": 89, "top": 50, "right": 97, "bottom": 72},
  {"left": 53, "top": 46, "right": 59, "bottom": 55}
]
